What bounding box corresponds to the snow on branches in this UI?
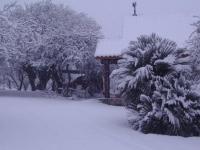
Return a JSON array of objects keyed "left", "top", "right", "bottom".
[{"left": 0, "top": 0, "right": 102, "bottom": 92}]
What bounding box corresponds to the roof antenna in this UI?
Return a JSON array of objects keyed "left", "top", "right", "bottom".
[{"left": 132, "top": 1, "right": 137, "bottom": 16}]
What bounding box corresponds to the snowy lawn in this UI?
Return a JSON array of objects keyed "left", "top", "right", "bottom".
[{"left": 0, "top": 93, "right": 200, "bottom": 150}]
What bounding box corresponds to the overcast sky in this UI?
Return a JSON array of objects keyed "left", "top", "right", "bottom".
[{"left": 1, "top": 0, "right": 200, "bottom": 38}]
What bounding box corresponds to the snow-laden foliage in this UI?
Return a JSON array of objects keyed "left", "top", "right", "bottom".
[
  {"left": 130, "top": 74, "right": 200, "bottom": 136},
  {"left": 0, "top": 11, "right": 18, "bottom": 67},
  {"left": 187, "top": 17, "right": 200, "bottom": 96},
  {"left": 111, "top": 34, "right": 200, "bottom": 136},
  {"left": 189, "top": 17, "right": 200, "bottom": 82},
  {"left": 6, "top": 0, "right": 101, "bottom": 67},
  {"left": 111, "top": 34, "right": 177, "bottom": 106},
  {"left": 0, "top": 1, "right": 102, "bottom": 93}
]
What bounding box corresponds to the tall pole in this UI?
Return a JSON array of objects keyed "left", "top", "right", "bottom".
[{"left": 132, "top": 2, "right": 137, "bottom": 16}]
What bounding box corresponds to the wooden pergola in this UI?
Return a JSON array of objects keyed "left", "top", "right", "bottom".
[{"left": 96, "top": 55, "right": 121, "bottom": 99}]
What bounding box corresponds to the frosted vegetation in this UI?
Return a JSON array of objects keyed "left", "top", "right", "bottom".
[
  {"left": 0, "top": 0, "right": 102, "bottom": 96},
  {"left": 111, "top": 34, "right": 200, "bottom": 136},
  {"left": 0, "top": 0, "right": 200, "bottom": 138}
]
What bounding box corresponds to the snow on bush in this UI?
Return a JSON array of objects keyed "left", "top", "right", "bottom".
[{"left": 111, "top": 34, "right": 200, "bottom": 136}]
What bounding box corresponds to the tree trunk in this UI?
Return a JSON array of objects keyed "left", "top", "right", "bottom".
[
  {"left": 18, "top": 73, "right": 24, "bottom": 91},
  {"left": 50, "top": 65, "right": 63, "bottom": 94},
  {"left": 37, "top": 67, "right": 50, "bottom": 90},
  {"left": 23, "top": 65, "right": 36, "bottom": 91}
]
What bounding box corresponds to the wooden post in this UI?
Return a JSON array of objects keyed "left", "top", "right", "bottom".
[
  {"left": 102, "top": 60, "right": 110, "bottom": 99},
  {"left": 96, "top": 56, "right": 121, "bottom": 103}
]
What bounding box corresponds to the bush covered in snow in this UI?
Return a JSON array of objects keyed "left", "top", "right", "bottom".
[
  {"left": 111, "top": 34, "right": 200, "bottom": 136},
  {"left": 130, "top": 74, "right": 200, "bottom": 136}
]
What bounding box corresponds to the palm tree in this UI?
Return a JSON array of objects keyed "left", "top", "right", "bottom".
[
  {"left": 112, "top": 34, "right": 177, "bottom": 107},
  {"left": 111, "top": 34, "right": 200, "bottom": 136}
]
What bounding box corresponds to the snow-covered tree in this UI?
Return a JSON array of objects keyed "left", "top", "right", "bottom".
[
  {"left": 0, "top": 0, "right": 102, "bottom": 92},
  {"left": 185, "top": 17, "right": 200, "bottom": 95},
  {"left": 112, "top": 34, "right": 177, "bottom": 106},
  {"left": 0, "top": 6, "right": 28, "bottom": 90},
  {"left": 189, "top": 17, "right": 200, "bottom": 81},
  {"left": 130, "top": 73, "right": 200, "bottom": 136},
  {"left": 112, "top": 34, "right": 200, "bottom": 136},
  {"left": 0, "top": 10, "right": 17, "bottom": 67}
]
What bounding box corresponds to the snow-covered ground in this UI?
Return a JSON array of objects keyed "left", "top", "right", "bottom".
[{"left": 0, "top": 92, "right": 200, "bottom": 150}]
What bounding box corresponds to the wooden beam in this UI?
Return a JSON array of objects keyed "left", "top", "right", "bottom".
[
  {"left": 101, "top": 59, "right": 118, "bottom": 64},
  {"left": 102, "top": 60, "right": 110, "bottom": 99},
  {"left": 62, "top": 70, "right": 81, "bottom": 74}
]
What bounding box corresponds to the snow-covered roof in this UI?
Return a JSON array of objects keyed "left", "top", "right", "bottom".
[
  {"left": 95, "top": 14, "right": 197, "bottom": 57},
  {"left": 123, "top": 14, "right": 196, "bottom": 47},
  {"left": 95, "top": 39, "right": 127, "bottom": 57}
]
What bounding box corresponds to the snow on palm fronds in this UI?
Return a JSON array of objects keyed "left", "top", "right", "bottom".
[
  {"left": 111, "top": 34, "right": 177, "bottom": 103},
  {"left": 112, "top": 34, "right": 200, "bottom": 136},
  {"left": 130, "top": 74, "right": 200, "bottom": 136}
]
